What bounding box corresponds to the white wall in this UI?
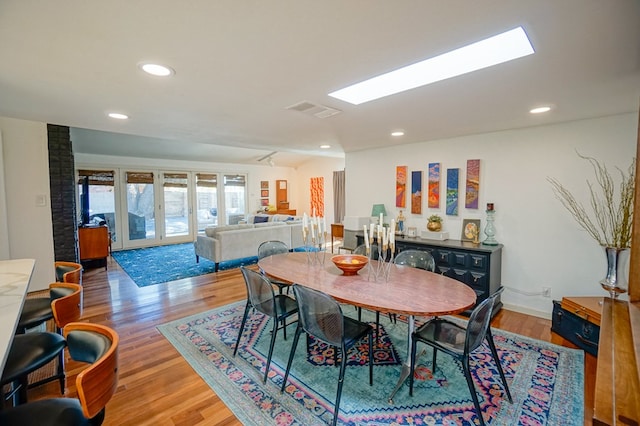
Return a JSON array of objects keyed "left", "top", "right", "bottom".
[
  {"left": 346, "top": 113, "right": 637, "bottom": 317},
  {"left": 0, "top": 117, "right": 55, "bottom": 291}
]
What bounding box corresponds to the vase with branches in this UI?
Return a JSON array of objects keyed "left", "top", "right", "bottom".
[{"left": 547, "top": 152, "right": 635, "bottom": 298}]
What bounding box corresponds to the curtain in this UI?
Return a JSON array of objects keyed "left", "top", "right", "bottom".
[{"left": 333, "top": 170, "right": 345, "bottom": 223}]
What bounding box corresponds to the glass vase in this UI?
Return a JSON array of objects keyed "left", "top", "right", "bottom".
[{"left": 600, "top": 246, "right": 630, "bottom": 299}]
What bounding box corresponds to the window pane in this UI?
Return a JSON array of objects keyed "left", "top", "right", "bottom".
[
  {"left": 196, "top": 173, "right": 217, "bottom": 231},
  {"left": 224, "top": 174, "right": 246, "bottom": 225},
  {"left": 78, "top": 170, "right": 116, "bottom": 241},
  {"left": 163, "top": 172, "right": 189, "bottom": 237},
  {"left": 126, "top": 172, "right": 154, "bottom": 240}
]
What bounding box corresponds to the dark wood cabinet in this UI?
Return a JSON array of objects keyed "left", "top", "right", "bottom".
[
  {"left": 356, "top": 233, "right": 503, "bottom": 314},
  {"left": 78, "top": 226, "right": 109, "bottom": 268}
]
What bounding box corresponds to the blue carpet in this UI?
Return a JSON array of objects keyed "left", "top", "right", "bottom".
[{"left": 112, "top": 243, "right": 257, "bottom": 287}]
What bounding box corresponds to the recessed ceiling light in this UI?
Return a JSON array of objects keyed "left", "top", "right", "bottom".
[
  {"left": 320, "top": 144, "right": 331, "bottom": 149},
  {"left": 139, "top": 63, "right": 175, "bottom": 77},
  {"left": 108, "top": 112, "right": 129, "bottom": 120},
  {"left": 391, "top": 131, "right": 405, "bottom": 137},
  {"left": 329, "top": 26, "right": 534, "bottom": 105},
  {"left": 530, "top": 106, "right": 551, "bottom": 114}
]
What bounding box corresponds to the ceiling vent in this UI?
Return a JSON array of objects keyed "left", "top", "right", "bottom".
[{"left": 286, "top": 101, "right": 341, "bottom": 119}]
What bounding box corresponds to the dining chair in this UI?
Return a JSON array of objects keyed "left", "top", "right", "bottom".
[
  {"left": 409, "top": 296, "right": 503, "bottom": 426},
  {"left": 257, "top": 240, "right": 291, "bottom": 294},
  {"left": 233, "top": 266, "right": 298, "bottom": 383},
  {"left": 281, "top": 284, "right": 373, "bottom": 426},
  {"left": 0, "top": 322, "right": 119, "bottom": 426},
  {"left": 394, "top": 249, "right": 435, "bottom": 272},
  {"left": 1, "top": 283, "right": 83, "bottom": 405}
]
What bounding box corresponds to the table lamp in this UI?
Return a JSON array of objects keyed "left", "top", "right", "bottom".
[{"left": 371, "top": 204, "right": 387, "bottom": 225}]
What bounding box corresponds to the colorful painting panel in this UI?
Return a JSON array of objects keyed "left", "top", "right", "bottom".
[
  {"left": 310, "top": 177, "right": 324, "bottom": 216},
  {"left": 428, "top": 162, "right": 440, "bottom": 208},
  {"left": 396, "top": 166, "right": 407, "bottom": 208},
  {"left": 465, "top": 159, "right": 480, "bottom": 209},
  {"left": 411, "top": 170, "right": 422, "bottom": 214},
  {"left": 446, "top": 168, "right": 459, "bottom": 216}
]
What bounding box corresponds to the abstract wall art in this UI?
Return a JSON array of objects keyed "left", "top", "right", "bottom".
[
  {"left": 411, "top": 170, "right": 422, "bottom": 214},
  {"left": 396, "top": 166, "right": 407, "bottom": 208},
  {"left": 465, "top": 159, "right": 480, "bottom": 209},
  {"left": 428, "top": 162, "right": 440, "bottom": 208},
  {"left": 310, "top": 177, "right": 324, "bottom": 216},
  {"left": 446, "top": 168, "right": 459, "bottom": 215}
]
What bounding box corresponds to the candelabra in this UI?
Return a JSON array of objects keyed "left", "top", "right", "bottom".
[
  {"left": 302, "top": 217, "right": 327, "bottom": 265},
  {"left": 363, "top": 224, "right": 396, "bottom": 282}
]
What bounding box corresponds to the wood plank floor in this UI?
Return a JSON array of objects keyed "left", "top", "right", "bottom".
[{"left": 26, "top": 256, "right": 595, "bottom": 425}]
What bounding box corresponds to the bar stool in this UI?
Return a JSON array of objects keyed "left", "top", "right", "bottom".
[{"left": 1, "top": 283, "right": 83, "bottom": 406}]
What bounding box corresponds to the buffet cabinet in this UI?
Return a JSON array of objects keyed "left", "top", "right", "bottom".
[{"left": 356, "top": 233, "right": 503, "bottom": 314}]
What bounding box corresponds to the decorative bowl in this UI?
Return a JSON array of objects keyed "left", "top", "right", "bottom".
[{"left": 331, "top": 254, "right": 369, "bottom": 276}]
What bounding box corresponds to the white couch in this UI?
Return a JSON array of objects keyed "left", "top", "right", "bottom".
[{"left": 194, "top": 214, "right": 304, "bottom": 271}]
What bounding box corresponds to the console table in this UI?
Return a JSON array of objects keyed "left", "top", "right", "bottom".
[{"left": 356, "top": 232, "right": 503, "bottom": 313}]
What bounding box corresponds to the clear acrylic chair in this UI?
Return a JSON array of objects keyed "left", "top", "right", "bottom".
[
  {"left": 233, "top": 266, "right": 298, "bottom": 383},
  {"left": 257, "top": 240, "right": 291, "bottom": 294},
  {"left": 394, "top": 249, "right": 435, "bottom": 271},
  {"left": 409, "top": 296, "right": 509, "bottom": 426},
  {"left": 280, "top": 284, "right": 373, "bottom": 426}
]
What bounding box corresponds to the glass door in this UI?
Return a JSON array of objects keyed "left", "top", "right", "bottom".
[
  {"left": 223, "top": 174, "right": 247, "bottom": 225},
  {"left": 161, "top": 172, "right": 192, "bottom": 242},
  {"left": 77, "top": 169, "right": 117, "bottom": 247},
  {"left": 124, "top": 171, "right": 156, "bottom": 245},
  {"left": 195, "top": 173, "right": 218, "bottom": 232}
]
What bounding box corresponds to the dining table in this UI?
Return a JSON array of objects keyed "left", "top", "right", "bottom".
[
  {"left": 258, "top": 251, "right": 477, "bottom": 403},
  {"left": 0, "top": 259, "right": 36, "bottom": 373}
]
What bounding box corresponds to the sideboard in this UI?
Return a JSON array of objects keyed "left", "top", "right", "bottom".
[{"left": 355, "top": 232, "right": 503, "bottom": 314}]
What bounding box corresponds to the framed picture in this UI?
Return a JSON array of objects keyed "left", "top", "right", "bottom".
[
  {"left": 261, "top": 190, "right": 269, "bottom": 198},
  {"left": 461, "top": 219, "right": 481, "bottom": 242},
  {"left": 261, "top": 180, "right": 269, "bottom": 189},
  {"left": 260, "top": 198, "right": 269, "bottom": 206}
]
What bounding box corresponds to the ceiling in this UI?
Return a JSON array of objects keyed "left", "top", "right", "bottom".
[{"left": 0, "top": 1, "right": 639, "bottom": 168}]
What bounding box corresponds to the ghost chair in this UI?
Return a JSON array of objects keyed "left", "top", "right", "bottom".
[
  {"left": 233, "top": 266, "right": 298, "bottom": 383},
  {"left": 281, "top": 284, "right": 373, "bottom": 426}
]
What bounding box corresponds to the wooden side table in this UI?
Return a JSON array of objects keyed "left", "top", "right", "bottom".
[{"left": 331, "top": 223, "right": 344, "bottom": 253}]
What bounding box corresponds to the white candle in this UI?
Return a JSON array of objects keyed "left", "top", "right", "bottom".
[
  {"left": 382, "top": 227, "right": 388, "bottom": 247},
  {"left": 379, "top": 212, "right": 383, "bottom": 225},
  {"left": 311, "top": 216, "right": 316, "bottom": 238},
  {"left": 390, "top": 220, "right": 395, "bottom": 244},
  {"left": 370, "top": 223, "right": 375, "bottom": 243},
  {"left": 303, "top": 213, "right": 308, "bottom": 230},
  {"left": 363, "top": 225, "right": 370, "bottom": 248}
]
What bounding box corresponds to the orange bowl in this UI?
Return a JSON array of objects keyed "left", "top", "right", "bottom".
[{"left": 331, "top": 254, "right": 369, "bottom": 276}]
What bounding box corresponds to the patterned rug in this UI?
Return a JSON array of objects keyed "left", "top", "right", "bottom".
[
  {"left": 158, "top": 301, "right": 584, "bottom": 425},
  {"left": 111, "top": 243, "right": 258, "bottom": 287}
]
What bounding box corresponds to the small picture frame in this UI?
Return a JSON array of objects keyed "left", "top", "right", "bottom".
[
  {"left": 261, "top": 190, "right": 269, "bottom": 198},
  {"left": 260, "top": 198, "right": 269, "bottom": 206},
  {"left": 261, "top": 181, "right": 269, "bottom": 189},
  {"left": 461, "top": 219, "right": 481, "bottom": 242}
]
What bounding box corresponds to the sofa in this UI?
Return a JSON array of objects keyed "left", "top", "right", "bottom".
[{"left": 194, "top": 214, "right": 304, "bottom": 272}]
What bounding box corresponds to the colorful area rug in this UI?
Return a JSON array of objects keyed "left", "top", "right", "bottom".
[
  {"left": 158, "top": 301, "right": 584, "bottom": 425},
  {"left": 112, "top": 243, "right": 257, "bottom": 287}
]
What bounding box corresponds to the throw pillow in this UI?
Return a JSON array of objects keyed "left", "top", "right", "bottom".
[{"left": 253, "top": 215, "right": 269, "bottom": 223}]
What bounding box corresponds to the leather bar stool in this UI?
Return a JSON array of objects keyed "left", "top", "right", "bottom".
[
  {"left": 1, "top": 283, "right": 83, "bottom": 406},
  {"left": 16, "top": 273, "right": 81, "bottom": 334},
  {"left": 0, "top": 323, "right": 119, "bottom": 426}
]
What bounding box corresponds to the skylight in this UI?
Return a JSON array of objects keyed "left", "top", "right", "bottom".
[{"left": 329, "top": 27, "right": 534, "bottom": 105}]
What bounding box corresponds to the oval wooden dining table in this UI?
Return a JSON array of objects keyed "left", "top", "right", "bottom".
[{"left": 258, "top": 251, "right": 477, "bottom": 403}]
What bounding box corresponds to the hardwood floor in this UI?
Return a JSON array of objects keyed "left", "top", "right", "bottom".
[{"left": 26, "top": 256, "right": 594, "bottom": 425}]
